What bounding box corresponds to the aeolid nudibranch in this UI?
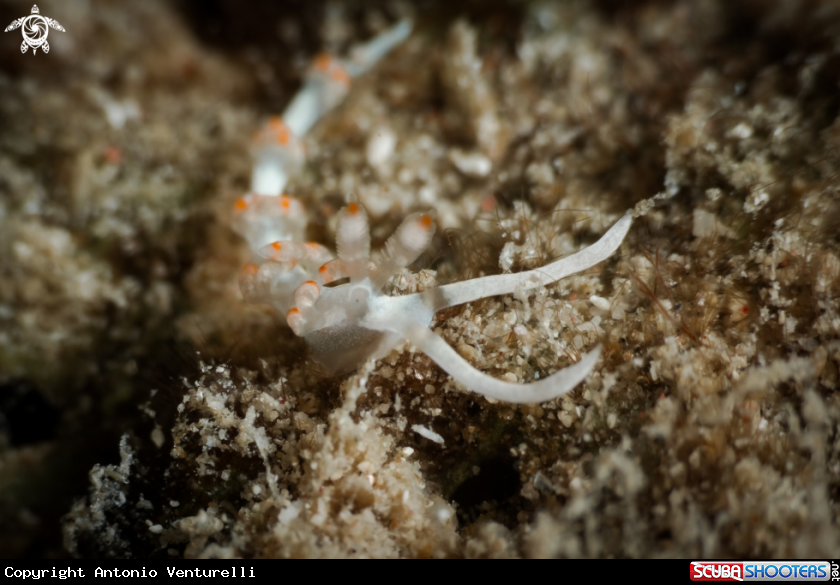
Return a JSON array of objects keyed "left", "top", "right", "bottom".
[{"left": 232, "top": 18, "right": 633, "bottom": 403}]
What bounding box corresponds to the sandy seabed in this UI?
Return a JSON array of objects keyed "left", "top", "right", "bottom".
[{"left": 1, "top": 0, "right": 840, "bottom": 558}]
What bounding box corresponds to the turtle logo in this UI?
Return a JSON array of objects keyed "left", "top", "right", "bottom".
[{"left": 5, "top": 5, "right": 65, "bottom": 55}]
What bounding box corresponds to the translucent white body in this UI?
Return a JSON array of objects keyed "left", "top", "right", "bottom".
[
  {"left": 249, "top": 19, "right": 414, "bottom": 196},
  {"left": 236, "top": 201, "right": 632, "bottom": 404},
  {"left": 232, "top": 18, "right": 635, "bottom": 403}
]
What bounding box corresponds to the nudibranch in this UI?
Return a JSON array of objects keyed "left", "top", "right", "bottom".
[
  {"left": 235, "top": 198, "right": 632, "bottom": 404},
  {"left": 232, "top": 17, "right": 633, "bottom": 403}
]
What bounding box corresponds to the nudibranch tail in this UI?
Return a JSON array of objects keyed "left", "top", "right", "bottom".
[
  {"left": 247, "top": 19, "right": 413, "bottom": 196},
  {"left": 347, "top": 19, "right": 413, "bottom": 77},
  {"left": 282, "top": 57, "right": 350, "bottom": 139},
  {"left": 282, "top": 19, "right": 413, "bottom": 140}
]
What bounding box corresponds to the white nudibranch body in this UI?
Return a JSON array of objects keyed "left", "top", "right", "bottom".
[
  {"left": 236, "top": 201, "right": 632, "bottom": 404},
  {"left": 232, "top": 18, "right": 634, "bottom": 403},
  {"left": 250, "top": 19, "right": 414, "bottom": 197}
]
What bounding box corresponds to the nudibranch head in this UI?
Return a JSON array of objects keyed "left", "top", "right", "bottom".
[{"left": 233, "top": 196, "right": 633, "bottom": 403}]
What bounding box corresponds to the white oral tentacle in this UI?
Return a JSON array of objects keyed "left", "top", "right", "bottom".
[
  {"left": 363, "top": 292, "right": 604, "bottom": 403},
  {"left": 403, "top": 323, "right": 603, "bottom": 404},
  {"left": 432, "top": 212, "right": 633, "bottom": 311}
]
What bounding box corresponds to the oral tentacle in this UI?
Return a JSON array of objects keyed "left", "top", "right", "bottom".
[
  {"left": 430, "top": 212, "right": 633, "bottom": 311},
  {"left": 399, "top": 322, "right": 603, "bottom": 404}
]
